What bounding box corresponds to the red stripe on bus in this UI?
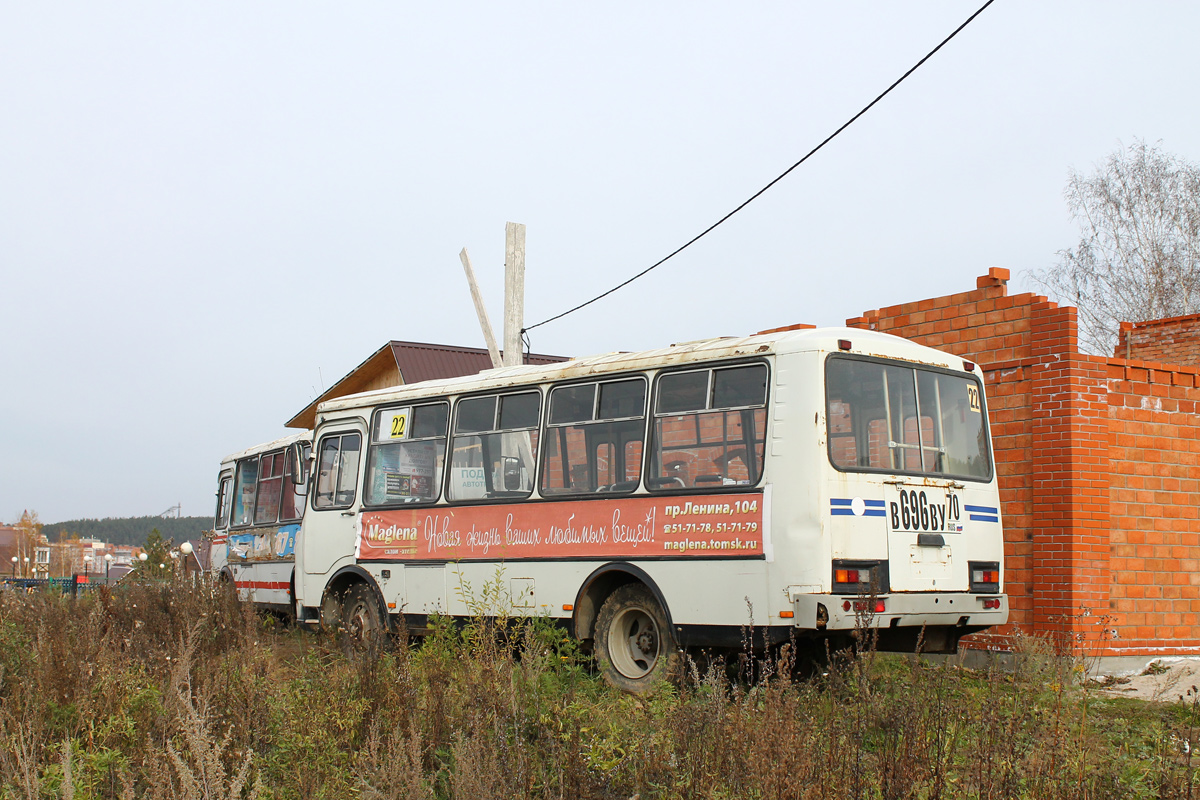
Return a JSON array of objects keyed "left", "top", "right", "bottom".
[{"left": 234, "top": 581, "right": 290, "bottom": 591}]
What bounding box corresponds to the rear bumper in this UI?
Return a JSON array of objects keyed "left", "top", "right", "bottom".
[{"left": 791, "top": 591, "right": 1009, "bottom": 631}]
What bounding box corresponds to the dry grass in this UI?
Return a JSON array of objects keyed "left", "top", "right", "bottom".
[{"left": 0, "top": 579, "right": 1196, "bottom": 799}]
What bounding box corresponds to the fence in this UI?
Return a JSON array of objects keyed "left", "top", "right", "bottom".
[{"left": 1, "top": 576, "right": 109, "bottom": 597}]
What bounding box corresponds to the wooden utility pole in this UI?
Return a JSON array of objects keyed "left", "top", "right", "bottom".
[
  {"left": 459, "top": 248, "right": 503, "bottom": 369},
  {"left": 503, "top": 221, "right": 526, "bottom": 367},
  {"left": 459, "top": 221, "right": 526, "bottom": 370}
]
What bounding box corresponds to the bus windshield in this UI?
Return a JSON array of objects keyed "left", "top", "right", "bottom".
[{"left": 826, "top": 356, "right": 991, "bottom": 481}]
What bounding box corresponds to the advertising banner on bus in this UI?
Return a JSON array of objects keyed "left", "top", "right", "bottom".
[{"left": 355, "top": 493, "right": 766, "bottom": 561}]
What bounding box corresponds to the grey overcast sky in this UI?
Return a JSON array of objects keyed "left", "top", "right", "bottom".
[{"left": 3, "top": 2, "right": 1198, "bottom": 524}]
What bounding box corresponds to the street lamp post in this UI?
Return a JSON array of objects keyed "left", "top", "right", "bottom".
[
  {"left": 23, "top": 557, "right": 29, "bottom": 579},
  {"left": 104, "top": 553, "right": 113, "bottom": 583},
  {"left": 83, "top": 555, "right": 92, "bottom": 578},
  {"left": 179, "top": 542, "right": 194, "bottom": 582}
]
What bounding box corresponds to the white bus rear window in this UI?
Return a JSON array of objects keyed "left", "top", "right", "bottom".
[{"left": 826, "top": 357, "right": 991, "bottom": 481}]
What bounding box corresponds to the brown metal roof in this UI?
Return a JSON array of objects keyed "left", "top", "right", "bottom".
[
  {"left": 388, "top": 340, "right": 566, "bottom": 384},
  {"left": 286, "top": 340, "right": 568, "bottom": 429}
]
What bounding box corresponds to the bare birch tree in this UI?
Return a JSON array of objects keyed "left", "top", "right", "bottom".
[{"left": 1032, "top": 140, "right": 1200, "bottom": 354}]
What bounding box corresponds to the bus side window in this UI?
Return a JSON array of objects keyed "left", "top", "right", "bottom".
[
  {"left": 364, "top": 403, "right": 448, "bottom": 506},
  {"left": 231, "top": 457, "right": 258, "bottom": 527},
  {"left": 214, "top": 474, "right": 233, "bottom": 530},
  {"left": 541, "top": 378, "right": 646, "bottom": 496},
  {"left": 649, "top": 364, "right": 767, "bottom": 492},
  {"left": 314, "top": 433, "right": 362, "bottom": 509},
  {"left": 280, "top": 443, "right": 310, "bottom": 521},
  {"left": 449, "top": 391, "right": 541, "bottom": 501},
  {"left": 254, "top": 451, "right": 284, "bottom": 524}
]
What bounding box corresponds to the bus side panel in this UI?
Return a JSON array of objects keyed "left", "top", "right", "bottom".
[
  {"left": 422, "top": 559, "right": 775, "bottom": 629},
  {"left": 763, "top": 351, "right": 843, "bottom": 602},
  {"left": 229, "top": 560, "right": 293, "bottom": 607}
]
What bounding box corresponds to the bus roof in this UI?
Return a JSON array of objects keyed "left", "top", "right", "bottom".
[
  {"left": 316, "top": 326, "right": 964, "bottom": 418},
  {"left": 220, "top": 429, "right": 312, "bottom": 466}
]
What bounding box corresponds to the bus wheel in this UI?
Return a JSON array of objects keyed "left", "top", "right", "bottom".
[
  {"left": 595, "top": 584, "right": 678, "bottom": 693},
  {"left": 341, "top": 584, "right": 386, "bottom": 654}
]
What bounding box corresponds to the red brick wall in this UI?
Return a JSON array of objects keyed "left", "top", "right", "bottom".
[
  {"left": 846, "top": 268, "right": 1200, "bottom": 656},
  {"left": 1106, "top": 361, "right": 1200, "bottom": 655},
  {"left": 1117, "top": 315, "right": 1200, "bottom": 365}
]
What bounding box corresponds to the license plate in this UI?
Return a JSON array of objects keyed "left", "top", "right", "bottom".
[{"left": 887, "top": 487, "right": 964, "bottom": 534}]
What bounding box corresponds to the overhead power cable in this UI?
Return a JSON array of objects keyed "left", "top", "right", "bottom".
[{"left": 525, "top": 0, "right": 997, "bottom": 334}]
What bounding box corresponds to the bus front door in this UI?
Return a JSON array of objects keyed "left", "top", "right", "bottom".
[{"left": 300, "top": 423, "right": 366, "bottom": 583}]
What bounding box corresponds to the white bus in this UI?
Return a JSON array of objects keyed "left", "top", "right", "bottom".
[
  {"left": 210, "top": 431, "right": 312, "bottom": 613},
  {"left": 273, "top": 327, "right": 1005, "bottom": 691}
]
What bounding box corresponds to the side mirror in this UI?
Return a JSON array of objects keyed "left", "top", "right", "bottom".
[
  {"left": 288, "top": 442, "right": 309, "bottom": 486},
  {"left": 502, "top": 456, "right": 522, "bottom": 491}
]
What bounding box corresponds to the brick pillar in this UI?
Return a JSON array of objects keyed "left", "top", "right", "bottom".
[{"left": 1029, "top": 303, "right": 1111, "bottom": 648}]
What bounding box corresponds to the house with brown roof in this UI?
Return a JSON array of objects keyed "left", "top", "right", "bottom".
[{"left": 286, "top": 341, "right": 568, "bottom": 429}]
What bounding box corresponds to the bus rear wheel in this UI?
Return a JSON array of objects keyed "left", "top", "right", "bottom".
[
  {"left": 595, "top": 584, "right": 679, "bottom": 693},
  {"left": 341, "top": 583, "right": 386, "bottom": 654}
]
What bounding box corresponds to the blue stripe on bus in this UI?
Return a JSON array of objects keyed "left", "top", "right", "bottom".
[
  {"left": 830, "top": 498, "right": 887, "bottom": 517},
  {"left": 969, "top": 514, "right": 999, "bottom": 523},
  {"left": 964, "top": 505, "right": 998, "bottom": 514}
]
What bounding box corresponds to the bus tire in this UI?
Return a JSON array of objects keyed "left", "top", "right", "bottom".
[
  {"left": 595, "top": 584, "right": 679, "bottom": 693},
  {"left": 341, "top": 583, "right": 386, "bottom": 654}
]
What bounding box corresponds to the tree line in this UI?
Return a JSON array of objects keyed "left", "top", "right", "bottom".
[{"left": 40, "top": 516, "right": 211, "bottom": 546}]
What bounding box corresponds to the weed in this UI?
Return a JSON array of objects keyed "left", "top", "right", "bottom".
[{"left": 2, "top": 580, "right": 1199, "bottom": 798}]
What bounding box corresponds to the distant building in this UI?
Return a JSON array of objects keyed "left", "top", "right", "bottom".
[
  {"left": 0, "top": 525, "right": 19, "bottom": 575},
  {"left": 0, "top": 523, "right": 49, "bottom": 578},
  {"left": 286, "top": 340, "right": 568, "bottom": 430},
  {"left": 42, "top": 538, "right": 144, "bottom": 579}
]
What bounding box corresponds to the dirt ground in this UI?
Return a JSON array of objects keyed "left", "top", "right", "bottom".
[{"left": 1096, "top": 658, "right": 1200, "bottom": 703}]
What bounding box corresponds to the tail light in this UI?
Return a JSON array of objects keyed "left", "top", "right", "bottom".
[
  {"left": 832, "top": 560, "right": 889, "bottom": 594},
  {"left": 843, "top": 599, "right": 887, "bottom": 613},
  {"left": 969, "top": 561, "right": 1000, "bottom": 593}
]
